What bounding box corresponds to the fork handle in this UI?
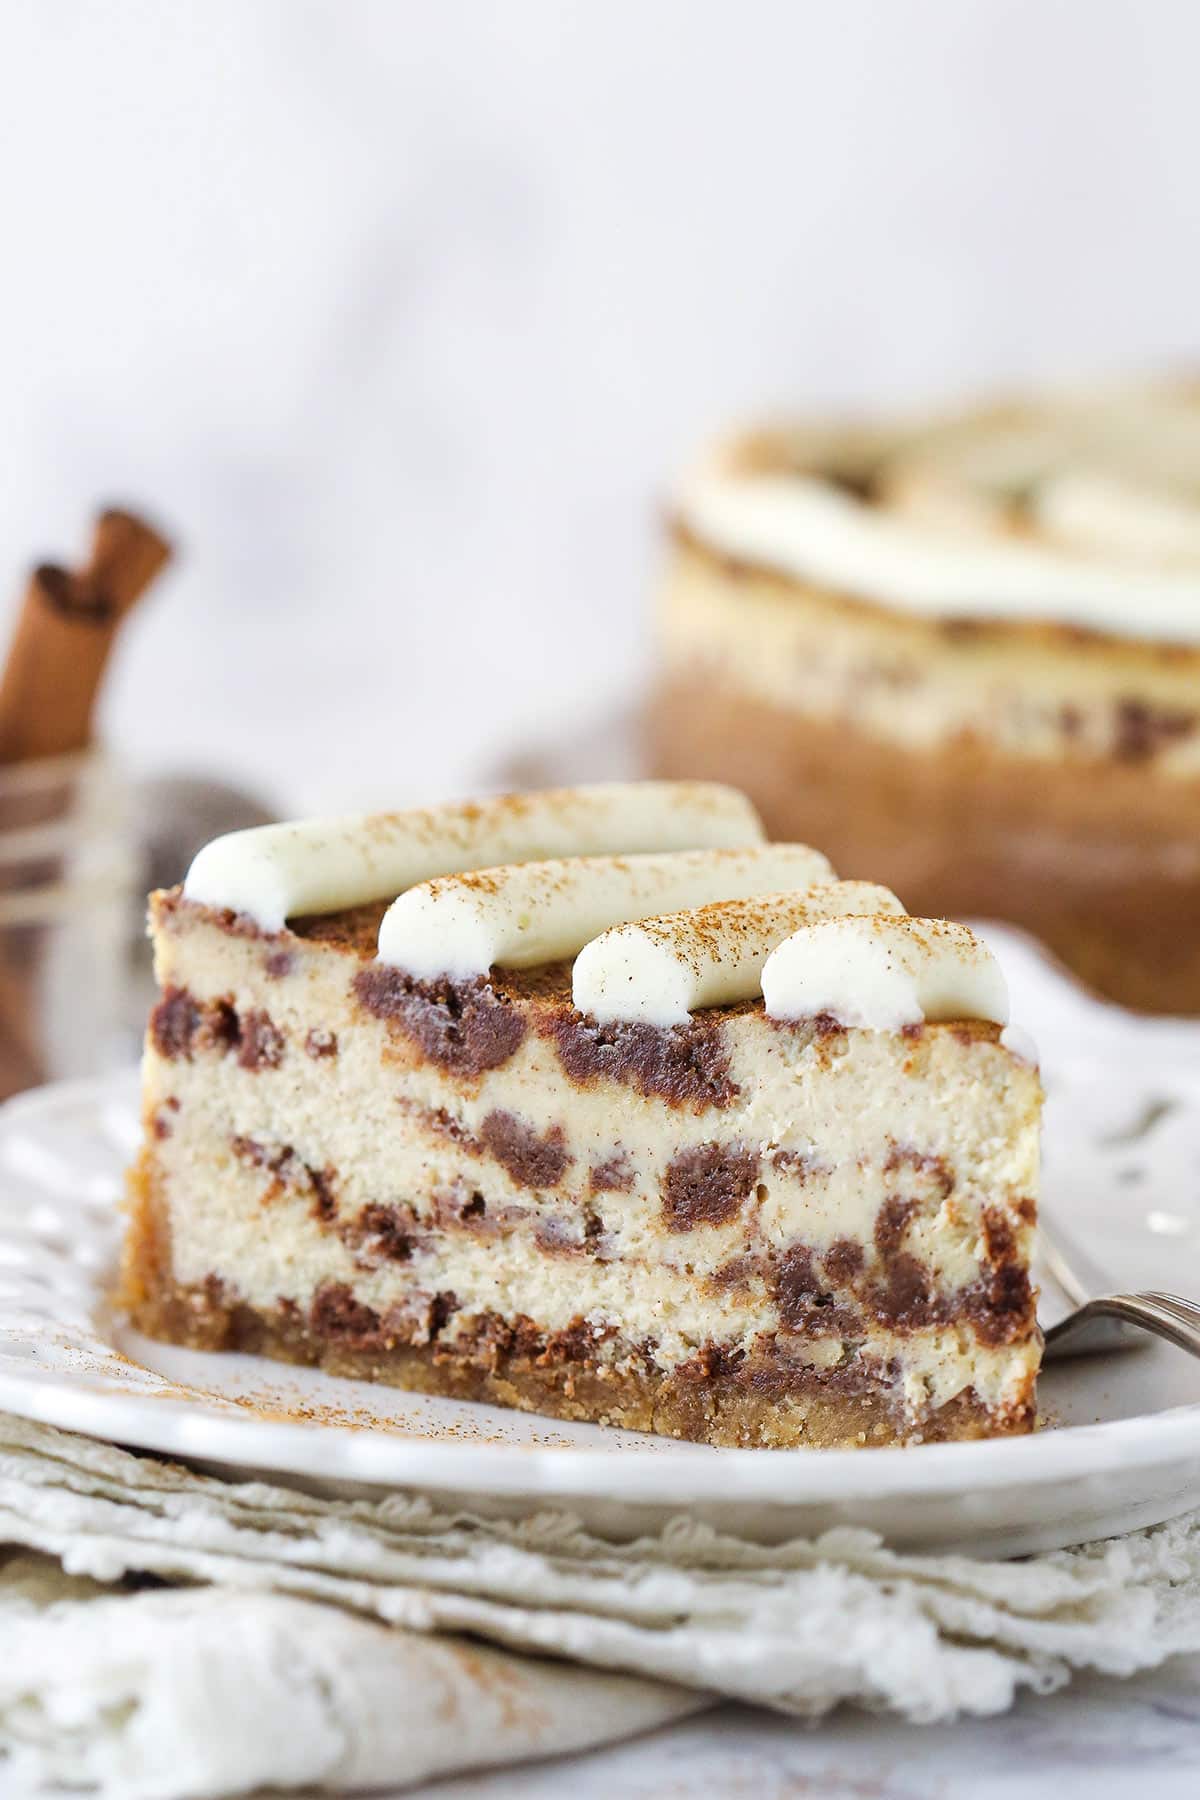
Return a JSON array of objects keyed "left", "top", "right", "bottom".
[{"left": 1044, "top": 1292, "right": 1200, "bottom": 1362}]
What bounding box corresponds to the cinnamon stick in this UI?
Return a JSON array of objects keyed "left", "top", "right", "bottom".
[
  {"left": 0, "top": 507, "right": 171, "bottom": 1098},
  {"left": 0, "top": 507, "right": 171, "bottom": 765}
]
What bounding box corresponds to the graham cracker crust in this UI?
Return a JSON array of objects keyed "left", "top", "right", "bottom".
[{"left": 121, "top": 1152, "right": 1031, "bottom": 1450}]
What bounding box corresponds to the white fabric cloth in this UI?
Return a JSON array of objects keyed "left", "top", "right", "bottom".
[
  {"left": 0, "top": 1554, "right": 697, "bottom": 1797},
  {"left": 2, "top": 1412, "right": 1200, "bottom": 1796}
]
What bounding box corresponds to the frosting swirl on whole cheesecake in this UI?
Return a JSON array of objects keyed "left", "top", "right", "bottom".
[
  {"left": 183, "top": 783, "right": 1010, "bottom": 1031},
  {"left": 675, "top": 381, "right": 1200, "bottom": 645}
]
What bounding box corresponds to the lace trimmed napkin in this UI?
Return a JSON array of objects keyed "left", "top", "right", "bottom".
[{"left": 2, "top": 1412, "right": 1199, "bottom": 1797}]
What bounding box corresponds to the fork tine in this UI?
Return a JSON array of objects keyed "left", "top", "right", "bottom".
[
  {"left": 1044, "top": 1293, "right": 1200, "bottom": 1363},
  {"left": 1139, "top": 1291, "right": 1200, "bottom": 1326}
]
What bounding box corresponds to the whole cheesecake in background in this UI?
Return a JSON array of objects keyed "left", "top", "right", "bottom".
[
  {"left": 650, "top": 380, "right": 1200, "bottom": 1014},
  {"left": 123, "top": 781, "right": 1042, "bottom": 1449}
]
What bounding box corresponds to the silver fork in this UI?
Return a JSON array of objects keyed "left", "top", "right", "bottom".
[{"left": 1040, "top": 1211, "right": 1200, "bottom": 1362}]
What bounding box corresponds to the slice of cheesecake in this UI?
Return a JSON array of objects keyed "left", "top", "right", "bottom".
[{"left": 122, "top": 781, "right": 1041, "bottom": 1449}]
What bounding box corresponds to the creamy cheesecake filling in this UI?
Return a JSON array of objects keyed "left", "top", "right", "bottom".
[
  {"left": 132, "top": 888, "right": 1040, "bottom": 1434},
  {"left": 142, "top": 1135, "right": 1035, "bottom": 1418},
  {"left": 148, "top": 1026, "right": 1031, "bottom": 1304}
]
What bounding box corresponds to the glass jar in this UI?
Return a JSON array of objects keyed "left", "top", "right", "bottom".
[{"left": 0, "top": 750, "right": 139, "bottom": 1098}]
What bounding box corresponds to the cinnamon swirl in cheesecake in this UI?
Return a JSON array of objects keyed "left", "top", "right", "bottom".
[
  {"left": 123, "top": 781, "right": 1041, "bottom": 1448},
  {"left": 650, "top": 379, "right": 1200, "bottom": 1013}
]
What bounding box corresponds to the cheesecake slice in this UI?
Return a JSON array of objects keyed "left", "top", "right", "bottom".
[{"left": 122, "top": 781, "right": 1041, "bottom": 1448}]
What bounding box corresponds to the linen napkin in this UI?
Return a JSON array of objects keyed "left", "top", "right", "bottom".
[{"left": 2, "top": 1414, "right": 1200, "bottom": 1796}]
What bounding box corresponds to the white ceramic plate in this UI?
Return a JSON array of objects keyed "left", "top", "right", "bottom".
[{"left": 1, "top": 927, "right": 1198, "bottom": 1556}]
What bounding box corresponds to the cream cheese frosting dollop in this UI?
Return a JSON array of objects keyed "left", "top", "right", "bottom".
[
  {"left": 571, "top": 880, "right": 904, "bottom": 1026},
  {"left": 183, "top": 781, "right": 764, "bottom": 932},
  {"left": 761, "top": 915, "right": 1009, "bottom": 1031},
  {"left": 377, "top": 845, "right": 834, "bottom": 980}
]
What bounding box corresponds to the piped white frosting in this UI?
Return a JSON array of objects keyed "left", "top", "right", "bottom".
[
  {"left": 678, "top": 470, "right": 1200, "bottom": 644},
  {"left": 377, "top": 845, "right": 835, "bottom": 980},
  {"left": 572, "top": 880, "right": 904, "bottom": 1026},
  {"left": 181, "top": 780, "right": 1019, "bottom": 1036},
  {"left": 761, "top": 916, "right": 1009, "bottom": 1032},
  {"left": 183, "top": 781, "right": 764, "bottom": 932}
]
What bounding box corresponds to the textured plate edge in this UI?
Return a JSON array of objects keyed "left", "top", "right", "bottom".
[{"left": 3, "top": 1340, "right": 1200, "bottom": 1507}]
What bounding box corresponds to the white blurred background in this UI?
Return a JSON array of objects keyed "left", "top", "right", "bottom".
[{"left": 0, "top": 0, "right": 1195, "bottom": 814}]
